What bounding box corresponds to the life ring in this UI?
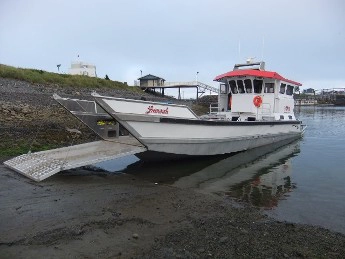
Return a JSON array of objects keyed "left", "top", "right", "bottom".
[{"left": 253, "top": 96, "right": 263, "bottom": 107}]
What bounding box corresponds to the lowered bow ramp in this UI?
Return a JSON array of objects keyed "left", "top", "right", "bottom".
[{"left": 4, "top": 138, "right": 146, "bottom": 182}]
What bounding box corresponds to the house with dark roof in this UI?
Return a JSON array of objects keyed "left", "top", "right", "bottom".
[
  {"left": 138, "top": 74, "right": 165, "bottom": 88},
  {"left": 302, "top": 88, "right": 315, "bottom": 95}
]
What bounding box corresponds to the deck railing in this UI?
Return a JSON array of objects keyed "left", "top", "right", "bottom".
[
  {"left": 163, "top": 81, "right": 219, "bottom": 94},
  {"left": 209, "top": 103, "right": 219, "bottom": 114}
]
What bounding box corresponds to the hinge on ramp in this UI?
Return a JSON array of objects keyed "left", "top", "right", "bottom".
[{"left": 3, "top": 139, "right": 146, "bottom": 182}]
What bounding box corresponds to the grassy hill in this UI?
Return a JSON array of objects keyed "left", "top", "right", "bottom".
[
  {"left": 0, "top": 64, "right": 212, "bottom": 157},
  {"left": 0, "top": 64, "right": 142, "bottom": 92}
]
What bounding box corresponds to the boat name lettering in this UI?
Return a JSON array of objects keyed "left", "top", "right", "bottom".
[
  {"left": 284, "top": 106, "right": 291, "bottom": 112},
  {"left": 146, "top": 105, "right": 169, "bottom": 115}
]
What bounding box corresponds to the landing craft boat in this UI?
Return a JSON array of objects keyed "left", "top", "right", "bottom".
[
  {"left": 4, "top": 61, "right": 306, "bottom": 181},
  {"left": 90, "top": 61, "right": 305, "bottom": 157}
]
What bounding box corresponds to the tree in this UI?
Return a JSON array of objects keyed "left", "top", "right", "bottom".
[{"left": 105, "top": 74, "right": 110, "bottom": 80}]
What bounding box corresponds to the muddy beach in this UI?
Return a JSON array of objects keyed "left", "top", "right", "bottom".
[
  {"left": 1, "top": 78, "right": 345, "bottom": 258},
  {"left": 1, "top": 164, "right": 345, "bottom": 259}
]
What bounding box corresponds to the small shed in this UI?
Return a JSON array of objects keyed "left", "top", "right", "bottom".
[{"left": 138, "top": 74, "right": 165, "bottom": 88}]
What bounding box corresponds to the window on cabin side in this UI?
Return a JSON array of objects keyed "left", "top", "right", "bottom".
[
  {"left": 229, "top": 80, "right": 237, "bottom": 94},
  {"left": 280, "top": 83, "right": 286, "bottom": 94},
  {"left": 244, "top": 79, "right": 252, "bottom": 93},
  {"left": 253, "top": 79, "right": 263, "bottom": 93},
  {"left": 286, "top": 85, "right": 294, "bottom": 95},
  {"left": 220, "top": 83, "right": 227, "bottom": 94},
  {"left": 264, "top": 83, "right": 275, "bottom": 93},
  {"left": 237, "top": 80, "right": 245, "bottom": 93}
]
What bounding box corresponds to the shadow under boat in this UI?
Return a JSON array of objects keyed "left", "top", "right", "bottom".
[{"left": 123, "top": 137, "right": 301, "bottom": 208}]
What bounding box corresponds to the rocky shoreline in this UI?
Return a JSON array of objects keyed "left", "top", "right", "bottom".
[
  {"left": 1, "top": 78, "right": 345, "bottom": 258},
  {"left": 0, "top": 78, "right": 179, "bottom": 159}
]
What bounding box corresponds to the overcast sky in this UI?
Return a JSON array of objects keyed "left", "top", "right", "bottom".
[{"left": 1, "top": 0, "right": 344, "bottom": 97}]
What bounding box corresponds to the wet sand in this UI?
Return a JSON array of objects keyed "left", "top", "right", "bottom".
[{"left": 1, "top": 164, "right": 345, "bottom": 259}]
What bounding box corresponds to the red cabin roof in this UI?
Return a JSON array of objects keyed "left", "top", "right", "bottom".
[{"left": 214, "top": 69, "right": 302, "bottom": 86}]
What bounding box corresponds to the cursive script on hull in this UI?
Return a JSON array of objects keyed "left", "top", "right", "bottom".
[{"left": 145, "top": 105, "right": 169, "bottom": 115}]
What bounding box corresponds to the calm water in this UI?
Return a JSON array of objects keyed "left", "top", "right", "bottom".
[
  {"left": 266, "top": 106, "right": 345, "bottom": 234},
  {"left": 96, "top": 106, "right": 345, "bottom": 234}
]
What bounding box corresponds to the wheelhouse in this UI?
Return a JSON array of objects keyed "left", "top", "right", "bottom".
[{"left": 214, "top": 61, "right": 302, "bottom": 121}]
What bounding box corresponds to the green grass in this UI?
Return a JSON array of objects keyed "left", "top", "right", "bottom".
[
  {"left": 0, "top": 136, "right": 61, "bottom": 157},
  {"left": 0, "top": 144, "right": 57, "bottom": 157},
  {"left": 0, "top": 64, "right": 143, "bottom": 92},
  {"left": 0, "top": 142, "right": 59, "bottom": 157}
]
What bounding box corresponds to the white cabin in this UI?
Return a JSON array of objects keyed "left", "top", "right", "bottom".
[{"left": 214, "top": 61, "right": 302, "bottom": 122}]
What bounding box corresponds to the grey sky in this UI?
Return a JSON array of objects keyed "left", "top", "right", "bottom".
[{"left": 1, "top": 0, "right": 344, "bottom": 97}]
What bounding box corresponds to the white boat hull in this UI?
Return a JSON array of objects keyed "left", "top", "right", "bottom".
[
  {"left": 139, "top": 131, "right": 300, "bottom": 156},
  {"left": 93, "top": 94, "right": 303, "bottom": 156}
]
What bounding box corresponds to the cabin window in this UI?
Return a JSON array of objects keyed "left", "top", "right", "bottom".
[
  {"left": 288, "top": 115, "right": 293, "bottom": 120},
  {"left": 286, "top": 85, "right": 294, "bottom": 95},
  {"left": 264, "top": 83, "right": 275, "bottom": 93},
  {"left": 237, "top": 80, "right": 245, "bottom": 93},
  {"left": 229, "top": 80, "right": 237, "bottom": 94},
  {"left": 280, "top": 115, "right": 284, "bottom": 120},
  {"left": 280, "top": 83, "right": 286, "bottom": 94},
  {"left": 244, "top": 79, "right": 252, "bottom": 93},
  {"left": 220, "top": 83, "right": 227, "bottom": 94},
  {"left": 253, "top": 79, "right": 263, "bottom": 93}
]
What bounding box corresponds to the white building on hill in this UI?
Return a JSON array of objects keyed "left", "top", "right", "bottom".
[{"left": 68, "top": 61, "right": 97, "bottom": 77}]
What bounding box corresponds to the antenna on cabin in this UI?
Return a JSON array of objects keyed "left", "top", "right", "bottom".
[
  {"left": 238, "top": 39, "right": 241, "bottom": 62},
  {"left": 261, "top": 36, "right": 265, "bottom": 60}
]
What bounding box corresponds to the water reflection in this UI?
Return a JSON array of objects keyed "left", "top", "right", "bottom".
[
  {"left": 221, "top": 151, "right": 296, "bottom": 208},
  {"left": 123, "top": 138, "right": 301, "bottom": 208}
]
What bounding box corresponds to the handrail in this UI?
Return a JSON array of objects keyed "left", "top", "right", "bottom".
[
  {"left": 163, "top": 81, "right": 196, "bottom": 86},
  {"left": 197, "top": 81, "right": 219, "bottom": 94},
  {"left": 162, "top": 81, "right": 219, "bottom": 94},
  {"left": 209, "top": 102, "right": 219, "bottom": 113},
  {"left": 233, "top": 61, "right": 265, "bottom": 71}
]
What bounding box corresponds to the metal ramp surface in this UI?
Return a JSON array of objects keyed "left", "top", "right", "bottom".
[{"left": 4, "top": 138, "right": 146, "bottom": 182}]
